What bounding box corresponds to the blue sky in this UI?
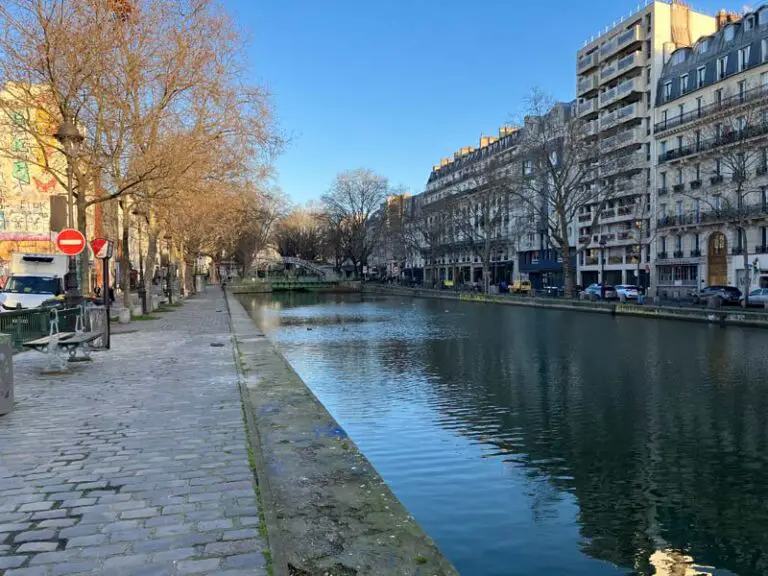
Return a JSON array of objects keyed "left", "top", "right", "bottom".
[{"left": 225, "top": 0, "right": 727, "bottom": 204}]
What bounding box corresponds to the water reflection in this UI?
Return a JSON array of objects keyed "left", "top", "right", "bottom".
[{"left": 241, "top": 293, "right": 768, "bottom": 576}]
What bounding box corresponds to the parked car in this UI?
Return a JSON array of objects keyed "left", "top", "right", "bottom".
[
  {"left": 511, "top": 280, "right": 532, "bottom": 294},
  {"left": 583, "top": 283, "right": 617, "bottom": 300},
  {"left": 615, "top": 285, "right": 639, "bottom": 300},
  {"left": 740, "top": 287, "right": 768, "bottom": 307},
  {"left": 691, "top": 285, "right": 742, "bottom": 305}
]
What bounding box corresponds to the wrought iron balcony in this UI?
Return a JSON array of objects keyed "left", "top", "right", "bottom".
[
  {"left": 654, "top": 83, "right": 768, "bottom": 134},
  {"left": 659, "top": 122, "right": 768, "bottom": 164},
  {"left": 690, "top": 180, "right": 702, "bottom": 190},
  {"left": 690, "top": 249, "right": 702, "bottom": 257},
  {"left": 658, "top": 187, "right": 668, "bottom": 196},
  {"left": 732, "top": 246, "right": 745, "bottom": 255},
  {"left": 657, "top": 251, "right": 668, "bottom": 260},
  {"left": 756, "top": 245, "right": 768, "bottom": 254},
  {"left": 710, "top": 174, "right": 724, "bottom": 185},
  {"left": 673, "top": 250, "right": 685, "bottom": 258},
  {"left": 672, "top": 183, "right": 685, "bottom": 193}
]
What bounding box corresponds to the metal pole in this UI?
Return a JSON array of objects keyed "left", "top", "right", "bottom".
[
  {"left": 166, "top": 237, "right": 172, "bottom": 305},
  {"left": 103, "top": 256, "right": 111, "bottom": 350},
  {"left": 64, "top": 155, "right": 80, "bottom": 309},
  {"left": 600, "top": 244, "right": 606, "bottom": 299}
]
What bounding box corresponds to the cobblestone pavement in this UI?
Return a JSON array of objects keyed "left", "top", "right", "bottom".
[{"left": 0, "top": 290, "right": 268, "bottom": 575}]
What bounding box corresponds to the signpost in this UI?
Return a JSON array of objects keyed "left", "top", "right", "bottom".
[
  {"left": 56, "top": 228, "right": 86, "bottom": 256},
  {"left": 91, "top": 238, "right": 114, "bottom": 350}
]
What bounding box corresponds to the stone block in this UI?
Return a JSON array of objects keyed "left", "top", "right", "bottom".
[{"left": 0, "top": 335, "right": 13, "bottom": 416}]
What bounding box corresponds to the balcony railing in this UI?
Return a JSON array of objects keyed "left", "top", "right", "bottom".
[
  {"left": 757, "top": 165, "right": 768, "bottom": 176},
  {"left": 599, "top": 87, "right": 617, "bottom": 107},
  {"left": 658, "top": 187, "right": 668, "bottom": 196},
  {"left": 600, "top": 209, "right": 617, "bottom": 219},
  {"left": 608, "top": 256, "right": 623, "bottom": 264},
  {"left": 672, "top": 183, "right": 685, "bottom": 193},
  {"left": 600, "top": 126, "right": 643, "bottom": 153},
  {"left": 756, "top": 245, "right": 768, "bottom": 254},
  {"left": 673, "top": 250, "right": 685, "bottom": 258},
  {"left": 599, "top": 151, "right": 644, "bottom": 177},
  {"left": 578, "top": 213, "right": 592, "bottom": 223},
  {"left": 578, "top": 52, "right": 599, "bottom": 72},
  {"left": 659, "top": 122, "right": 768, "bottom": 168},
  {"left": 599, "top": 63, "right": 617, "bottom": 81},
  {"left": 655, "top": 83, "right": 768, "bottom": 133},
  {"left": 599, "top": 102, "right": 642, "bottom": 131},
  {"left": 578, "top": 98, "right": 598, "bottom": 117},
  {"left": 657, "top": 252, "right": 668, "bottom": 260},
  {"left": 617, "top": 205, "right": 635, "bottom": 216},
  {"left": 690, "top": 249, "right": 702, "bottom": 257},
  {"left": 690, "top": 180, "right": 702, "bottom": 190},
  {"left": 710, "top": 174, "right": 724, "bottom": 185},
  {"left": 732, "top": 246, "right": 745, "bottom": 255},
  {"left": 618, "top": 231, "right": 634, "bottom": 240},
  {"left": 578, "top": 74, "right": 598, "bottom": 95},
  {"left": 657, "top": 204, "right": 768, "bottom": 229}
]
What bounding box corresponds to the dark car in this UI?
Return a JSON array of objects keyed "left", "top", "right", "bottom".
[{"left": 691, "top": 285, "right": 742, "bottom": 305}]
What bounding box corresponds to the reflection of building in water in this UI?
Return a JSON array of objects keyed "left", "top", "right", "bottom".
[{"left": 650, "top": 549, "right": 737, "bottom": 576}]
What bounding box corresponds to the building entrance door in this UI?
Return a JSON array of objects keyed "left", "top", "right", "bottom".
[{"left": 707, "top": 232, "right": 727, "bottom": 286}]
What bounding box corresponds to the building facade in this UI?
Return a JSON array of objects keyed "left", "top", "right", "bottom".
[
  {"left": 653, "top": 5, "right": 768, "bottom": 297},
  {"left": 575, "top": 0, "right": 716, "bottom": 288}
]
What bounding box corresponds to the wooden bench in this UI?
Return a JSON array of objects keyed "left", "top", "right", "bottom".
[{"left": 22, "top": 307, "right": 105, "bottom": 369}]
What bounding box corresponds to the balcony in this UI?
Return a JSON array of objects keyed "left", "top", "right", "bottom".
[
  {"left": 578, "top": 51, "right": 599, "bottom": 73},
  {"left": 732, "top": 247, "right": 745, "bottom": 256},
  {"left": 657, "top": 204, "right": 768, "bottom": 230},
  {"left": 608, "top": 256, "right": 624, "bottom": 264},
  {"left": 690, "top": 249, "right": 702, "bottom": 257},
  {"left": 616, "top": 25, "right": 643, "bottom": 53},
  {"left": 600, "top": 209, "right": 617, "bottom": 219},
  {"left": 600, "top": 51, "right": 645, "bottom": 85},
  {"left": 584, "top": 120, "right": 598, "bottom": 137},
  {"left": 599, "top": 87, "right": 617, "bottom": 107},
  {"left": 757, "top": 165, "right": 768, "bottom": 176},
  {"left": 710, "top": 174, "right": 724, "bottom": 185},
  {"left": 658, "top": 187, "right": 668, "bottom": 197},
  {"left": 657, "top": 252, "right": 668, "bottom": 260},
  {"left": 617, "top": 205, "right": 635, "bottom": 216},
  {"left": 756, "top": 245, "right": 768, "bottom": 254},
  {"left": 690, "top": 180, "right": 702, "bottom": 190},
  {"left": 578, "top": 98, "right": 598, "bottom": 118},
  {"left": 599, "top": 102, "right": 643, "bottom": 131},
  {"left": 673, "top": 250, "right": 685, "bottom": 258},
  {"left": 599, "top": 151, "right": 644, "bottom": 178},
  {"left": 655, "top": 83, "right": 768, "bottom": 133},
  {"left": 578, "top": 74, "right": 598, "bottom": 96},
  {"left": 600, "top": 126, "right": 643, "bottom": 154},
  {"left": 618, "top": 231, "right": 634, "bottom": 240},
  {"left": 599, "top": 62, "right": 618, "bottom": 83},
  {"left": 659, "top": 122, "right": 768, "bottom": 164},
  {"left": 578, "top": 213, "right": 593, "bottom": 223},
  {"left": 672, "top": 183, "right": 685, "bottom": 193},
  {"left": 600, "top": 76, "right": 643, "bottom": 108}
]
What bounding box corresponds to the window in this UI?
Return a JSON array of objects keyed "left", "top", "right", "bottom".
[
  {"left": 695, "top": 130, "right": 701, "bottom": 150},
  {"left": 746, "top": 16, "right": 755, "bottom": 31},
  {"left": 739, "top": 46, "right": 751, "bottom": 72},
  {"left": 676, "top": 202, "right": 683, "bottom": 217},
  {"left": 678, "top": 103, "right": 685, "bottom": 118},
  {"left": 697, "top": 39, "right": 710, "bottom": 54},
  {"left": 664, "top": 81, "right": 672, "bottom": 101},
  {"left": 762, "top": 8, "right": 768, "bottom": 27},
  {"left": 762, "top": 227, "right": 767, "bottom": 247},
  {"left": 738, "top": 116, "right": 747, "bottom": 134},
  {"left": 694, "top": 199, "right": 701, "bottom": 220},
  {"left": 676, "top": 135, "right": 683, "bottom": 151},
  {"left": 695, "top": 163, "right": 701, "bottom": 181},
  {"left": 715, "top": 88, "right": 723, "bottom": 106},
  {"left": 675, "top": 234, "right": 683, "bottom": 250},
  {"left": 660, "top": 141, "right": 667, "bottom": 156},
  {"left": 661, "top": 109, "right": 668, "bottom": 127},
  {"left": 739, "top": 79, "right": 748, "bottom": 102},
  {"left": 676, "top": 168, "right": 683, "bottom": 185},
  {"left": 661, "top": 236, "right": 667, "bottom": 252},
  {"left": 763, "top": 72, "right": 768, "bottom": 90},
  {"left": 715, "top": 123, "right": 723, "bottom": 139},
  {"left": 715, "top": 159, "right": 722, "bottom": 174},
  {"left": 523, "top": 160, "right": 533, "bottom": 175},
  {"left": 696, "top": 96, "right": 704, "bottom": 116},
  {"left": 680, "top": 73, "right": 689, "bottom": 93},
  {"left": 695, "top": 234, "right": 700, "bottom": 252},
  {"left": 697, "top": 66, "right": 706, "bottom": 87},
  {"left": 660, "top": 172, "right": 667, "bottom": 188},
  {"left": 717, "top": 57, "right": 728, "bottom": 80},
  {"left": 724, "top": 25, "right": 735, "bottom": 42},
  {"left": 714, "top": 195, "right": 723, "bottom": 210}
]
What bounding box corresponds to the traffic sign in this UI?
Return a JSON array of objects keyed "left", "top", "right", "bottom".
[
  {"left": 56, "top": 228, "right": 86, "bottom": 256},
  {"left": 91, "top": 238, "right": 114, "bottom": 259}
]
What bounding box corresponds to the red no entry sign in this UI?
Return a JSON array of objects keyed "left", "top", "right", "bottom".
[{"left": 56, "top": 228, "right": 86, "bottom": 256}]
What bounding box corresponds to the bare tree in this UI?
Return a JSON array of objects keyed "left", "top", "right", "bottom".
[
  {"left": 673, "top": 107, "right": 765, "bottom": 304},
  {"left": 448, "top": 157, "right": 516, "bottom": 293},
  {"left": 512, "top": 90, "right": 615, "bottom": 297},
  {"left": 404, "top": 196, "right": 446, "bottom": 287},
  {"left": 321, "top": 169, "right": 390, "bottom": 277},
  {"left": 273, "top": 206, "right": 326, "bottom": 262}
]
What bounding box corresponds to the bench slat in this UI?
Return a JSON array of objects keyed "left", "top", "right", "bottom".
[
  {"left": 22, "top": 333, "right": 76, "bottom": 347},
  {"left": 59, "top": 332, "right": 102, "bottom": 345}
]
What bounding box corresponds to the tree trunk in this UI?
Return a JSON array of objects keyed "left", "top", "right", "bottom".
[
  {"left": 559, "top": 213, "right": 576, "bottom": 297},
  {"left": 482, "top": 262, "right": 490, "bottom": 294},
  {"left": 120, "top": 201, "right": 131, "bottom": 308},
  {"left": 743, "top": 229, "right": 751, "bottom": 306},
  {"left": 145, "top": 211, "right": 159, "bottom": 301}
]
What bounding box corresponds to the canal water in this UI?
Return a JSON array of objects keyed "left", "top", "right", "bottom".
[{"left": 240, "top": 293, "right": 768, "bottom": 576}]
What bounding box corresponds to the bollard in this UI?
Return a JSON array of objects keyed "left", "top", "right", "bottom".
[
  {"left": 0, "top": 334, "right": 13, "bottom": 416},
  {"left": 118, "top": 309, "right": 131, "bottom": 324},
  {"left": 131, "top": 306, "right": 143, "bottom": 317},
  {"left": 708, "top": 296, "right": 722, "bottom": 309}
]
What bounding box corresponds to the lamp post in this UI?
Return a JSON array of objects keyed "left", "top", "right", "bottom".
[
  {"left": 54, "top": 114, "right": 84, "bottom": 309},
  {"left": 599, "top": 235, "right": 607, "bottom": 299},
  {"left": 165, "top": 234, "right": 173, "bottom": 305}
]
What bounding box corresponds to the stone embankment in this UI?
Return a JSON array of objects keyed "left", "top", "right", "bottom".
[{"left": 363, "top": 284, "right": 768, "bottom": 329}]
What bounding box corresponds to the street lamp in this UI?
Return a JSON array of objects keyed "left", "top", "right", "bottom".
[
  {"left": 164, "top": 234, "right": 173, "bottom": 305},
  {"left": 599, "top": 235, "right": 607, "bottom": 299},
  {"left": 54, "top": 114, "right": 84, "bottom": 309}
]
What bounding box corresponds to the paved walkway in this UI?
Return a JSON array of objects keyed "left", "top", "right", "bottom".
[{"left": 0, "top": 290, "right": 267, "bottom": 576}]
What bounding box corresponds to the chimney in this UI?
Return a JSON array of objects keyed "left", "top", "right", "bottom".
[
  {"left": 716, "top": 9, "right": 741, "bottom": 30},
  {"left": 440, "top": 157, "right": 450, "bottom": 166},
  {"left": 480, "top": 136, "right": 490, "bottom": 147},
  {"left": 433, "top": 164, "right": 440, "bottom": 172}
]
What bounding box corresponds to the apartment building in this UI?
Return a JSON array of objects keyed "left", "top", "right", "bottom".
[
  {"left": 653, "top": 6, "right": 768, "bottom": 296},
  {"left": 575, "top": 0, "right": 716, "bottom": 288}
]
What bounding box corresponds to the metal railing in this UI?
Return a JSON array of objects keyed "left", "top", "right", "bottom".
[
  {"left": 0, "top": 307, "right": 81, "bottom": 351},
  {"left": 655, "top": 84, "right": 768, "bottom": 133},
  {"left": 659, "top": 121, "right": 768, "bottom": 163}
]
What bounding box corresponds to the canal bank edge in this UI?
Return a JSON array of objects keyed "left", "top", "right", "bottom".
[
  {"left": 363, "top": 285, "right": 768, "bottom": 329},
  {"left": 224, "top": 289, "right": 460, "bottom": 576}
]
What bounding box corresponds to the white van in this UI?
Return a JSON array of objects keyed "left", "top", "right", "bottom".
[{"left": 0, "top": 253, "right": 68, "bottom": 311}]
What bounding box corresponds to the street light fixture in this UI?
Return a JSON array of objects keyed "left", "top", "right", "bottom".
[
  {"left": 54, "top": 114, "right": 85, "bottom": 309},
  {"left": 599, "top": 236, "right": 607, "bottom": 299}
]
